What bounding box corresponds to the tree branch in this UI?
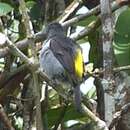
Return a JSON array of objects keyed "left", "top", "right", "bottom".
[
  {"left": 100, "top": 0, "right": 115, "bottom": 126},
  {"left": 82, "top": 104, "right": 109, "bottom": 130},
  {"left": 6, "top": 38, "right": 33, "bottom": 66},
  {"left": 87, "top": 65, "right": 130, "bottom": 77},
  {"left": 70, "top": 18, "right": 100, "bottom": 40}
]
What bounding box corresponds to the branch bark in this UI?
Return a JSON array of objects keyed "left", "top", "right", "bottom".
[{"left": 100, "top": 0, "right": 115, "bottom": 127}]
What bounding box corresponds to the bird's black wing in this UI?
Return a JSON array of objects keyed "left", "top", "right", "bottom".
[{"left": 49, "top": 36, "right": 76, "bottom": 75}]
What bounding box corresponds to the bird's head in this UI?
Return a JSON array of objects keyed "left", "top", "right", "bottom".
[{"left": 45, "top": 22, "right": 64, "bottom": 38}]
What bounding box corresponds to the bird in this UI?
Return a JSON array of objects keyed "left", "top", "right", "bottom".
[{"left": 39, "top": 22, "right": 85, "bottom": 112}]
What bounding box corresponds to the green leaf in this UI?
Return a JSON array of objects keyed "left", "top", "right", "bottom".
[
  {"left": 114, "top": 8, "right": 130, "bottom": 67},
  {"left": 113, "top": 42, "right": 130, "bottom": 67},
  {"left": 26, "top": 1, "right": 36, "bottom": 10},
  {"left": 26, "top": 1, "right": 41, "bottom": 20},
  {"left": 0, "top": 2, "right": 13, "bottom": 16},
  {"left": 46, "top": 105, "right": 85, "bottom": 128},
  {"left": 114, "top": 8, "right": 130, "bottom": 44}
]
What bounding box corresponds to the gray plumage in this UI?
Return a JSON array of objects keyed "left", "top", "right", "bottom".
[{"left": 40, "top": 39, "right": 65, "bottom": 80}]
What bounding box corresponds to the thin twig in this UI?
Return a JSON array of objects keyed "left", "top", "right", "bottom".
[
  {"left": 59, "top": 0, "right": 82, "bottom": 23},
  {"left": 6, "top": 37, "right": 34, "bottom": 66},
  {"left": 88, "top": 65, "right": 130, "bottom": 77},
  {"left": 82, "top": 104, "right": 109, "bottom": 130},
  {"left": 113, "top": 65, "right": 130, "bottom": 72}
]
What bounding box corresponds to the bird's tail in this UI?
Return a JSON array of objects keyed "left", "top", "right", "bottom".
[{"left": 73, "top": 85, "right": 83, "bottom": 113}]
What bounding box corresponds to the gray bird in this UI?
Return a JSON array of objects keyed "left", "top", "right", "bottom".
[{"left": 39, "top": 22, "right": 85, "bottom": 112}]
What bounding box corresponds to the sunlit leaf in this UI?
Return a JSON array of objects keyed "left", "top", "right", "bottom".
[
  {"left": 114, "top": 8, "right": 130, "bottom": 67},
  {"left": 46, "top": 105, "right": 86, "bottom": 128},
  {"left": 26, "top": 1, "right": 41, "bottom": 20},
  {"left": 0, "top": 2, "right": 13, "bottom": 16},
  {"left": 114, "top": 8, "right": 130, "bottom": 44}
]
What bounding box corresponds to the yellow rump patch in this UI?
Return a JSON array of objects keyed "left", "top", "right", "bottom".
[{"left": 74, "top": 49, "right": 84, "bottom": 79}]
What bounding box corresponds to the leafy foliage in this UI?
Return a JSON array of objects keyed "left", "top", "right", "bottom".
[
  {"left": 0, "top": 2, "right": 13, "bottom": 16},
  {"left": 114, "top": 8, "right": 130, "bottom": 67}
]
